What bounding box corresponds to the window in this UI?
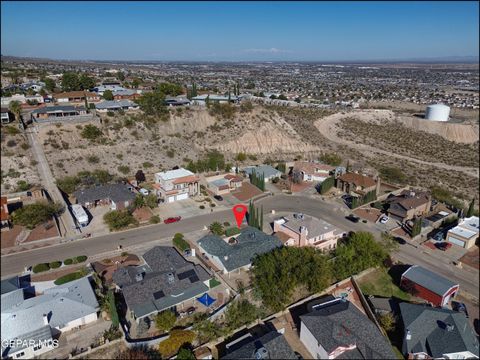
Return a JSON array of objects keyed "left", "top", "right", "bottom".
[
  {"left": 15, "top": 352, "right": 25, "bottom": 358},
  {"left": 33, "top": 344, "right": 42, "bottom": 351}
]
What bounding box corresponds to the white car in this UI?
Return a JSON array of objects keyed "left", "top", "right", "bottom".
[
  {"left": 139, "top": 188, "right": 149, "bottom": 196},
  {"left": 379, "top": 216, "right": 389, "bottom": 224}
]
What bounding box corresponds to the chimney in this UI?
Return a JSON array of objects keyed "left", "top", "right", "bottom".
[
  {"left": 43, "top": 314, "right": 49, "bottom": 326},
  {"left": 299, "top": 226, "right": 308, "bottom": 247}
]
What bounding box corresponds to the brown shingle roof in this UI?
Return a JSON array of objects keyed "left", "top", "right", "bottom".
[
  {"left": 294, "top": 161, "right": 335, "bottom": 175},
  {"left": 338, "top": 173, "right": 376, "bottom": 188},
  {"left": 54, "top": 91, "right": 99, "bottom": 99}
]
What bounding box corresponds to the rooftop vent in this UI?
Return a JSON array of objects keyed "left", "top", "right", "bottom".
[
  {"left": 446, "top": 324, "right": 454, "bottom": 332},
  {"left": 254, "top": 347, "right": 269, "bottom": 359},
  {"left": 167, "top": 273, "right": 175, "bottom": 284},
  {"left": 135, "top": 272, "right": 144, "bottom": 282},
  {"left": 406, "top": 330, "right": 412, "bottom": 340},
  {"left": 224, "top": 256, "right": 229, "bottom": 261}
]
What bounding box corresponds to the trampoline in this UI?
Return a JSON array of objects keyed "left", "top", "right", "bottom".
[{"left": 197, "top": 293, "right": 216, "bottom": 307}]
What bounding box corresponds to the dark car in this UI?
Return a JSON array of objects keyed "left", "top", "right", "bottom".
[
  {"left": 213, "top": 195, "right": 223, "bottom": 201},
  {"left": 451, "top": 301, "right": 469, "bottom": 318},
  {"left": 346, "top": 215, "right": 360, "bottom": 223},
  {"left": 436, "top": 242, "right": 452, "bottom": 251},
  {"left": 164, "top": 216, "right": 181, "bottom": 224},
  {"left": 394, "top": 237, "right": 407, "bottom": 245}
]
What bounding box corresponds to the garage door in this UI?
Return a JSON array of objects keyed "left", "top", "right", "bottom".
[
  {"left": 167, "top": 196, "right": 175, "bottom": 203},
  {"left": 176, "top": 193, "right": 189, "bottom": 201},
  {"left": 448, "top": 236, "right": 465, "bottom": 248}
]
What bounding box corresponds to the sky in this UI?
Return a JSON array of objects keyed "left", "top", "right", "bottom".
[{"left": 1, "top": 1, "right": 479, "bottom": 61}]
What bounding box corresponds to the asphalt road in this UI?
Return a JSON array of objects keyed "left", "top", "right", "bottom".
[{"left": 1, "top": 194, "right": 478, "bottom": 299}]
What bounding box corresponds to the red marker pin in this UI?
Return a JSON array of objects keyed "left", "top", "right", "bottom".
[{"left": 232, "top": 204, "right": 248, "bottom": 228}]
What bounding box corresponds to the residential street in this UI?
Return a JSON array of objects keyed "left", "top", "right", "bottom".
[{"left": 1, "top": 194, "right": 478, "bottom": 300}]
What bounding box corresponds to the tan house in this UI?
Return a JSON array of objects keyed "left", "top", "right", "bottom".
[
  {"left": 273, "top": 213, "right": 345, "bottom": 252},
  {"left": 336, "top": 172, "right": 378, "bottom": 197},
  {"left": 386, "top": 190, "right": 432, "bottom": 222},
  {"left": 292, "top": 161, "right": 335, "bottom": 183},
  {"left": 205, "top": 173, "right": 243, "bottom": 195},
  {"left": 154, "top": 168, "right": 199, "bottom": 203},
  {"left": 54, "top": 91, "right": 100, "bottom": 104},
  {"left": 446, "top": 216, "right": 479, "bottom": 249}
]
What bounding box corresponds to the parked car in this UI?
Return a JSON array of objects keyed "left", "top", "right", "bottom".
[
  {"left": 139, "top": 188, "right": 149, "bottom": 196},
  {"left": 451, "top": 301, "right": 469, "bottom": 318},
  {"left": 432, "top": 232, "right": 444, "bottom": 241},
  {"left": 394, "top": 237, "right": 407, "bottom": 245},
  {"left": 186, "top": 307, "right": 196, "bottom": 315},
  {"left": 164, "top": 216, "right": 181, "bottom": 224},
  {"left": 379, "top": 216, "right": 389, "bottom": 224},
  {"left": 213, "top": 195, "right": 223, "bottom": 201},
  {"left": 346, "top": 215, "right": 360, "bottom": 223},
  {"left": 436, "top": 242, "right": 452, "bottom": 251}
]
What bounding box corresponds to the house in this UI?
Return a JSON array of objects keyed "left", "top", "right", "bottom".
[
  {"left": 1, "top": 107, "right": 14, "bottom": 124},
  {"left": 273, "top": 213, "right": 345, "bottom": 251},
  {"left": 243, "top": 165, "right": 282, "bottom": 183},
  {"left": 400, "top": 265, "right": 459, "bottom": 307},
  {"left": 386, "top": 189, "right": 432, "bottom": 222},
  {"left": 92, "top": 84, "right": 126, "bottom": 95},
  {"left": 446, "top": 216, "right": 479, "bottom": 249},
  {"left": 205, "top": 173, "right": 243, "bottom": 195},
  {"left": 292, "top": 161, "right": 336, "bottom": 183},
  {"left": 222, "top": 330, "right": 297, "bottom": 359},
  {"left": 299, "top": 297, "right": 396, "bottom": 359},
  {"left": 399, "top": 302, "right": 479, "bottom": 359},
  {"left": 336, "top": 172, "right": 379, "bottom": 197},
  {"left": 95, "top": 100, "right": 139, "bottom": 112},
  {"left": 1, "top": 277, "right": 99, "bottom": 359},
  {"left": 1, "top": 196, "right": 11, "bottom": 231},
  {"left": 30, "top": 105, "right": 88, "bottom": 121},
  {"left": 112, "top": 89, "right": 142, "bottom": 101},
  {"left": 191, "top": 94, "right": 239, "bottom": 106},
  {"left": 165, "top": 96, "right": 191, "bottom": 106},
  {"left": 73, "top": 183, "right": 136, "bottom": 210},
  {"left": 154, "top": 168, "right": 199, "bottom": 203},
  {"left": 53, "top": 91, "right": 100, "bottom": 104},
  {"left": 196, "top": 227, "right": 282, "bottom": 274},
  {"left": 112, "top": 246, "right": 211, "bottom": 322}
]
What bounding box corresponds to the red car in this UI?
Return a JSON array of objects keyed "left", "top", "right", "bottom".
[
  {"left": 436, "top": 242, "right": 452, "bottom": 251},
  {"left": 164, "top": 216, "right": 181, "bottom": 224}
]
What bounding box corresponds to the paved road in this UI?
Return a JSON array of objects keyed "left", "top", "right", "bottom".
[
  {"left": 1, "top": 194, "right": 478, "bottom": 299},
  {"left": 26, "top": 127, "right": 77, "bottom": 237}
]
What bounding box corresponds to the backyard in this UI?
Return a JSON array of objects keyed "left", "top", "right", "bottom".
[{"left": 357, "top": 268, "right": 411, "bottom": 301}]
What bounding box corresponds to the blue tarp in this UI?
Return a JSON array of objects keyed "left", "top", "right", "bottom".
[{"left": 197, "top": 293, "right": 216, "bottom": 307}]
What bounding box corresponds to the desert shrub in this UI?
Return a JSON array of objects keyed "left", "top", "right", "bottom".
[
  {"left": 319, "top": 152, "right": 342, "bottom": 166},
  {"left": 149, "top": 215, "right": 161, "bottom": 224},
  {"left": 6, "top": 139, "right": 17, "bottom": 147},
  {"left": 86, "top": 155, "right": 100, "bottom": 164},
  {"left": 49, "top": 261, "right": 62, "bottom": 269},
  {"left": 117, "top": 165, "right": 130, "bottom": 175},
  {"left": 143, "top": 161, "right": 153, "bottom": 168},
  {"left": 15, "top": 180, "right": 30, "bottom": 192},
  {"left": 76, "top": 255, "right": 88, "bottom": 263},
  {"left": 199, "top": 205, "right": 205, "bottom": 209},
  {"left": 32, "top": 263, "right": 50, "bottom": 273},
  {"left": 81, "top": 124, "right": 103, "bottom": 141},
  {"left": 64, "top": 258, "right": 73, "bottom": 265}
]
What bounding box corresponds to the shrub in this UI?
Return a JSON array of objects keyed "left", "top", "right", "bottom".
[
  {"left": 104, "top": 210, "right": 138, "bottom": 231},
  {"left": 117, "top": 165, "right": 130, "bottom": 175},
  {"left": 20, "top": 143, "right": 30, "bottom": 150},
  {"left": 64, "top": 258, "right": 73, "bottom": 265},
  {"left": 158, "top": 330, "right": 195, "bottom": 358},
  {"left": 86, "top": 155, "right": 100, "bottom": 164},
  {"left": 32, "top": 263, "right": 50, "bottom": 273},
  {"left": 54, "top": 270, "right": 86, "bottom": 285},
  {"left": 49, "top": 261, "right": 62, "bottom": 269},
  {"left": 76, "top": 255, "right": 88, "bottom": 263},
  {"left": 173, "top": 233, "right": 190, "bottom": 252},
  {"left": 11, "top": 202, "right": 63, "bottom": 229},
  {"left": 225, "top": 227, "right": 240, "bottom": 237},
  {"left": 319, "top": 153, "right": 342, "bottom": 166},
  {"left": 199, "top": 205, "right": 205, "bottom": 209},
  {"left": 210, "top": 203, "right": 216, "bottom": 207},
  {"left": 149, "top": 215, "right": 161, "bottom": 224},
  {"left": 155, "top": 310, "right": 177, "bottom": 332},
  {"left": 143, "top": 161, "right": 153, "bottom": 168},
  {"left": 15, "top": 180, "right": 30, "bottom": 192},
  {"left": 223, "top": 222, "right": 230, "bottom": 227},
  {"left": 107, "top": 111, "right": 115, "bottom": 117},
  {"left": 81, "top": 124, "right": 103, "bottom": 141},
  {"left": 6, "top": 139, "right": 17, "bottom": 147},
  {"left": 166, "top": 149, "right": 175, "bottom": 158}
]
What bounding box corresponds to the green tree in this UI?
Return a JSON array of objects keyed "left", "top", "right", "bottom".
[
  {"left": 155, "top": 310, "right": 176, "bottom": 332},
  {"left": 158, "top": 330, "right": 195, "bottom": 358},
  {"left": 135, "top": 170, "right": 146, "bottom": 183},
  {"left": 319, "top": 153, "right": 342, "bottom": 166},
  {"left": 177, "top": 348, "right": 195, "bottom": 360},
  {"left": 156, "top": 82, "right": 183, "bottom": 96},
  {"left": 466, "top": 199, "right": 475, "bottom": 218},
  {"left": 107, "top": 289, "right": 119, "bottom": 327},
  {"left": 318, "top": 177, "right": 335, "bottom": 194},
  {"left": 103, "top": 89, "right": 114, "bottom": 101},
  {"left": 411, "top": 217, "right": 422, "bottom": 237},
  {"left": 378, "top": 313, "right": 395, "bottom": 333},
  {"left": 193, "top": 318, "right": 224, "bottom": 343},
  {"left": 209, "top": 222, "right": 224, "bottom": 236},
  {"left": 145, "top": 194, "right": 158, "bottom": 209},
  {"left": 224, "top": 299, "right": 261, "bottom": 333},
  {"left": 61, "top": 72, "right": 80, "bottom": 91},
  {"left": 12, "top": 202, "right": 64, "bottom": 229},
  {"left": 137, "top": 90, "right": 169, "bottom": 117},
  {"left": 116, "top": 72, "right": 125, "bottom": 82},
  {"left": 103, "top": 210, "right": 138, "bottom": 231},
  {"left": 236, "top": 152, "right": 247, "bottom": 162},
  {"left": 44, "top": 78, "right": 56, "bottom": 92},
  {"left": 79, "top": 74, "right": 96, "bottom": 90},
  {"left": 8, "top": 101, "right": 22, "bottom": 126}
]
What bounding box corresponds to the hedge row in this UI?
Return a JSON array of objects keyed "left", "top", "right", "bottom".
[
  {"left": 173, "top": 233, "right": 190, "bottom": 252},
  {"left": 33, "top": 255, "right": 88, "bottom": 273},
  {"left": 225, "top": 227, "right": 241, "bottom": 237},
  {"left": 53, "top": 271, "right": 84, "bottom": 285}
]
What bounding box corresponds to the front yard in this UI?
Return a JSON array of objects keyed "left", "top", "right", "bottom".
[{"left": 357, "top": 268, "right": 411, "bottom": 301}]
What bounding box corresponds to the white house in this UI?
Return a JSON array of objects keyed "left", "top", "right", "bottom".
[
  {"left": 154, "top": 168, "right": 199, "bottom": 203},
  {"left": 446, "top": 216, "right": 479, "bottom": 249}
]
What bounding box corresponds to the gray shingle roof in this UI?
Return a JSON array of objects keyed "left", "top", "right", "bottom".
[
  {"left": 31, "top": 105, "right": 86, "bottom": 114},
  {"left": 222, "top": 330, "right": 297, "bottom": 359},
  {"left": 95, "top": 100, "right": 137, "bottom": 110},
  {"left": 197, "top": 227, "right": 283, "bottom": 272},
  {"left": 399, "top": 302, "right": 479, "bottom": 358},
  {"left": 243, "top": 165, "right": 282, "bottom": 179},
  {"left": 1, "top": 325, "right": 53, "bottom": 356},
  {"left": 113, "top": 247, "right": 211, "bottom": 318},
  {"left": 300, "top": 298, "right": 396, "bottom": 359},
  {"left": 401, "top": 265, "right": 458, "bottom": 296},
  {"left": 73, "top": 183, "right": 135, "bottom": 205},
  {"left": 1, "top": 276, "right": 20, "bottom": 295}
]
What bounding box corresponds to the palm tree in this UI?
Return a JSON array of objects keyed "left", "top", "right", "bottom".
[{"left": 9, "top": 100, "right": 22, "bottom": 127}]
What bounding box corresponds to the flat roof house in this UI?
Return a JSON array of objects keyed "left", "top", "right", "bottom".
[
  {"left": 222, "top": 330, "right": 297, "bottom": 359},
  {"left": 243, "top": 165, "right": 282, "bottom": 183},
  {"left": 299, "top": 297, "right": 396, "bottom": 359},
  {"left": 73, "top": 183, "right": 136, "bottom": 210},
  {"left": 336, "top": 172, "right": 379, "bottom": 197},
  {"left": 399, "top": 302, "right": 479, "bottom": 359},
  {"left": 401, "top": 265, "right": 459, "bottom": 307},
  {"left": 273, "top": 213, "right": 345, "bottom": 251},
  {"left": 154, "top": 168, "right": 199, "bottom": 203},
  {"left": 446, "top": 216, "right": 479, "bottom": 249},
  {"left": 292, "top": 161, "right": 336, "bottom": 183},
  {"left": 95, "top": 100, "right": 139, "bottom": 112},
  {"left": 112, "top": 246, "right": 211, "bottom": 322},
  {"left": 197, "top": 227, "right": 282, "bottom": 274},
  {"left": 386, "top": 189, "right": 432, "bottom": 223},
  {"left": 30, "top": 105, "right": 88, "bottom": 122},
  {"left": 1, "top": 277, "right": 99, "bottom": 359},
  {"left": 53, "top": 91, "right": 100, "bottom": 104}
]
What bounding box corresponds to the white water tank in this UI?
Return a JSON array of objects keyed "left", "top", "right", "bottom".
[{"left": 425, "top": 104, "right": 450, "bottom": 122}]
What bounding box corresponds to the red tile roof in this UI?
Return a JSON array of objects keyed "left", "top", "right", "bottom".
[{"left": 338, "top": 173, "right": 376, "bottom": 188}]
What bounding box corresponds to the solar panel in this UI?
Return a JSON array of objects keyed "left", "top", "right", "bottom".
[
  {"left": 177, "top": 269, "right": 196, "bottom": 280},
  {"left": 153, "top": 290, "right": 165, "bottom": 300},
  {"left": 189, "top": 275, "right": 199, "bottom": 283}
]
